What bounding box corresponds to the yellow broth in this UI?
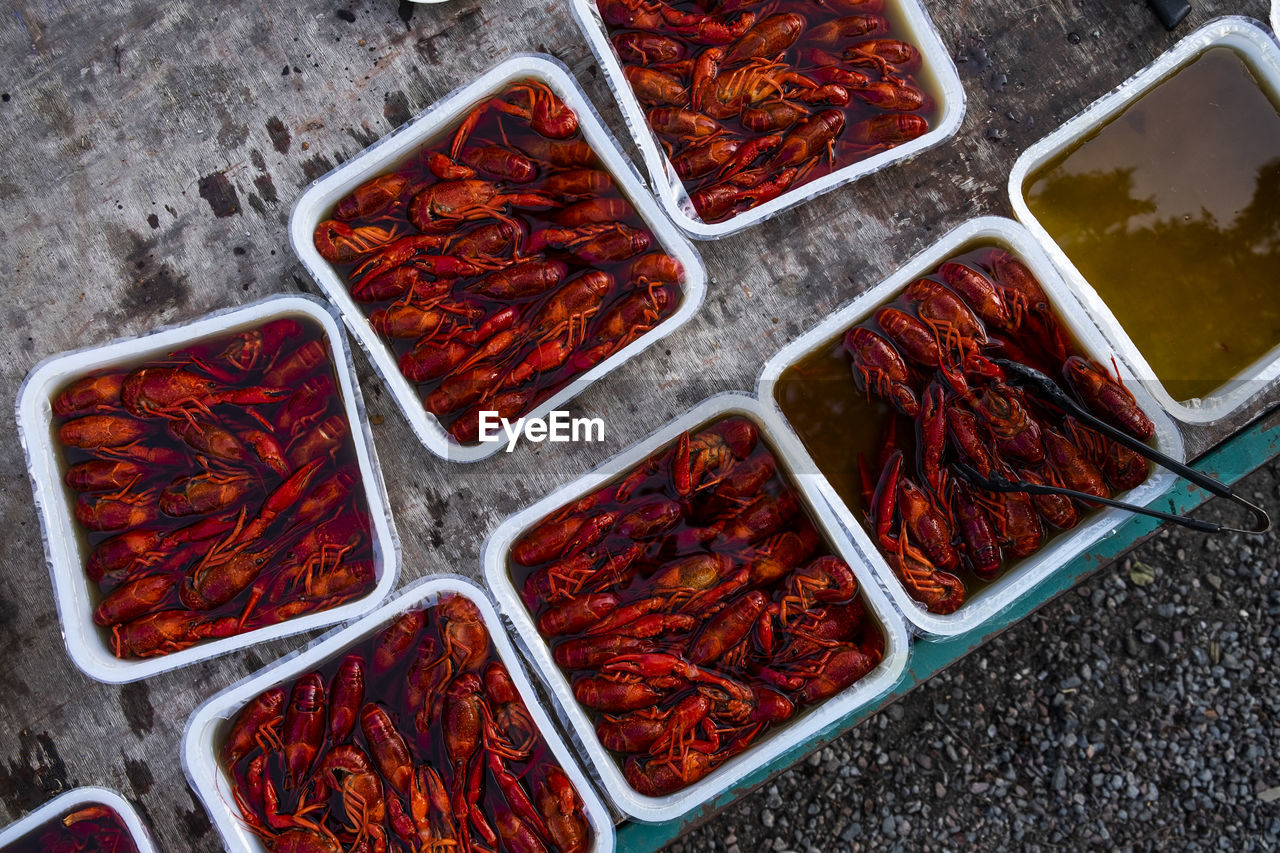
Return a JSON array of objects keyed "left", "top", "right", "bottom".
[{"left": 1025, "top": 47, "right": 1280, "bottom": 402}]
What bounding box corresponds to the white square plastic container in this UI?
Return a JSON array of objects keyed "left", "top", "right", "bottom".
[
  {"left": 482, "top": 391, "right": 910, "bottom": 824},
  {"left": 569, "top": 0, "right": 966, "bottom": 239},
  {"left": 183, "top": 574, "right": 616, "bottom": 853},
  {"left": 755, "top": 217, "right": 1184, "bottom": 639},
  {"left": 0, "top": 787, "right": 157, "bottom": 852},
  {"left": 15, "top": 294, "right": 400, "bottom": 683},
  {"left": 290, "top": 53, "right": 707, "bottom": 463},
  {"left": 1009, "top": 17, "right": 1280, "bottom": 427}
]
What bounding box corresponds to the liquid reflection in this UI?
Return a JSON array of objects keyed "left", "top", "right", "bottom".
[{"left": 1025, "top": 47, "right": 1280, "bottom": 402}]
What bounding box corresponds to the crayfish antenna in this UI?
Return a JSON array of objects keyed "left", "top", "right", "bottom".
[{"left": 192, "top": 506, "right": 250, "bottom": 582}]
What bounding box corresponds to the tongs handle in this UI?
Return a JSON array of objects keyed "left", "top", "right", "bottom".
[
  {"left": 989, "top": 359, "right": 1270, "bottom": 534},
  {"left": 954, "top": 463, "right": 1223, "bottom": 534}
]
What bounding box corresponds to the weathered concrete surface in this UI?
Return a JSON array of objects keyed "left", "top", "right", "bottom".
[{"left": 0, "top": 0, "right": 1270, "bottom": 848}]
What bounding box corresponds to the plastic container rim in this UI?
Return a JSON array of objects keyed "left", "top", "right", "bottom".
[
  {"left": 481, "top": 390, "right": 911, "bottom": 824},
  {"left": 0, "top": 786, "right": 158, "bottom": 851},
  {"left": 1008, "top": 16, "right": 1280, "bottom": 426},
  {"left": 754, "top": 216, "right": 1185, "bottom": 639},
  {"left": 14, "top": 293, "right": 402, "bottom": 683},
  {"left": 568, "top": 0, "right": 967, "bottom": 240},
  {"left": 182, "top": 573, "right": 617, "bottom": 853},
  {"left": 289, "top": 52, "right": 708, "bottom": 462}
]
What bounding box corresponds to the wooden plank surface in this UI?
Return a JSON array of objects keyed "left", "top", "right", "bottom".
[{"left": 0, "top": 0, "right": 1271, "bottom": 848}]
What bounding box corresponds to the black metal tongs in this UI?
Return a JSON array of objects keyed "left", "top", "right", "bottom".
[{"left": 953, "top": 359, "right": 1272, "bottom": 536}]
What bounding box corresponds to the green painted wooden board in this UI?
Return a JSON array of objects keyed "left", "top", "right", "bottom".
[{"left": 616, "top": 414, "right": 1280, "bottom": 851}]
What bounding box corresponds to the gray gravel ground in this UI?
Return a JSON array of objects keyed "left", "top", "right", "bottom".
[{"left": 667, "top": 456, "right": 1280, "bottom": 851}]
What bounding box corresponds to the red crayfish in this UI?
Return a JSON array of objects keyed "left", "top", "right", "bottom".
[
  {"left": 513, "top": 415, "right": 886, "bottom": 797},
  {"left": 56, "top": 318, "right": 377, "bottom": 660},
  {"left": 840, "top": 247, "right": 1155, "bottom": 613},
  {"left": 596, "top": 0, "right": 935, "bottom": 222},
  {"left": 223, "top": 596, "right": 592, "bottom": 853},
  {"left": 313, "top": 76, "right": 686, "bottom": 446}
]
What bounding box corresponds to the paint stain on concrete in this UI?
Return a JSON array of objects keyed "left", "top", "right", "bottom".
[
  {"left": 198, "top": 171, "right": 240, "bottom": 217},
  {"left": 384, "top": 89, "right": 411, "bottom": 127},
  {"left": 0, "top": 731, "right": 73, "bottom": 814},
  {"left": 266, "top": 116, "right": 291, "bottom": 153},
  {"left": 119, "top": 682, "right": 155, "bottom": 738}
]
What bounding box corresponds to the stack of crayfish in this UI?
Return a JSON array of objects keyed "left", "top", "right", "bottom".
[
  {"left": 512, "top": 416, "right": 884, "bottom": 796},
  {"left": 844, "top": 247, "right": 1156, "bottom": 614},
  {"left": 597, "top": 0, "right": 933, "bottom": 223},
  {"left": 223, "top": 595, "right": 592, "bottom": 853},
  {"left": 8, "top": 804, "right": 139, "bottom": 853},
  {"left": 53, "top": 318, "right": 376, "bottom": 659},
  {"left": 312, "top": 78, "right": 684, "bottom": 444}
]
